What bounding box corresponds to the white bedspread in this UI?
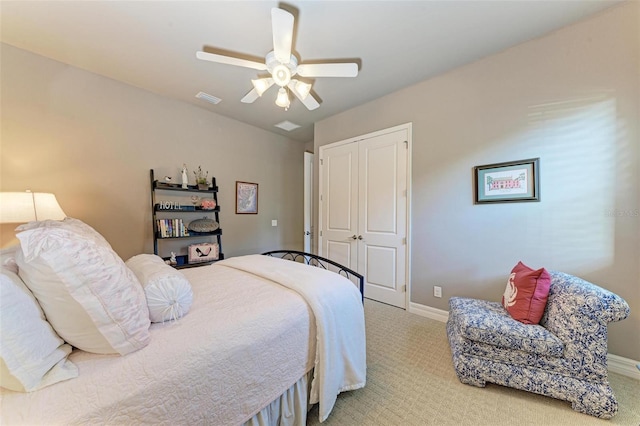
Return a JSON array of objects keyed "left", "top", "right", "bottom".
[
  {"left": 218, "top": 255, "right": 367, "bottom": 422},
  {"left": 1, "top": 261, "right": 317, "bottom": 425}
]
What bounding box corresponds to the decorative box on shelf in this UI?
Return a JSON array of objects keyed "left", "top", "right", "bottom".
[{"left": 188, "top": 243, "right": 219, "bottom": 264}]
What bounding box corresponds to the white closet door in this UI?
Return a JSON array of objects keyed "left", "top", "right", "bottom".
[
  {"left": 358, "top": 129, "right": 407, "bottom": 308},
  {"left": 321, "top": 142, "right": 359, "bottom": 272},
  {"left": 320, "top": 124, "right": 409, "bottom": 308}
]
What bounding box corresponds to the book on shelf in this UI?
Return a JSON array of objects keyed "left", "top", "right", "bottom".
[{"left": 156, "top": 218, "right": 189, "bottom": 238}]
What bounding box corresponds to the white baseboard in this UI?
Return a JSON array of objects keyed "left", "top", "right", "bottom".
[
  {"left": 409, "top": 301, "right": 449, "bottom": 322},
  {"left": 409, "top": 301, "right": 640, "bottom": 380},
  {"left": 608, "top": 354, "right": 640, "bottom": 380}
]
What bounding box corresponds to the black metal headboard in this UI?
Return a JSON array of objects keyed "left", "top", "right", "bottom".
[{"left": 262, "top": 250, "right": 364, "bottom": 302}]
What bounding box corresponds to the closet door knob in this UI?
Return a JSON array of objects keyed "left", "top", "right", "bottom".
[
  {"left": 351, "top": 235, "right": 357, "bottom": 240},
  {"left": 357, "top": 235, "right": 363, "bottom": 240}
]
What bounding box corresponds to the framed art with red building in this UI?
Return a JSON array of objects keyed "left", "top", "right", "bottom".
[{"left": 474, "top": 158, "right": 540, "bottom": 204}]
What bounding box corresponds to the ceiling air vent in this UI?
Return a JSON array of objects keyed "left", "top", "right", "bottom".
[
  {"left": 195, "top": 92, "right": 221, "bottom": 105},
  {"left": 274, "top": 120, "right": 301, "bottom": 132}
]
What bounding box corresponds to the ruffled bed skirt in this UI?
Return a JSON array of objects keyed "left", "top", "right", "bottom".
[{"left": 244, "top": 370, "right": 313, "bottom": 426}]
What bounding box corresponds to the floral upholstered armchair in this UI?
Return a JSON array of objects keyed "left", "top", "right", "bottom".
[{"left": 446, "top": 271, "right": 630, "bottom": 419}]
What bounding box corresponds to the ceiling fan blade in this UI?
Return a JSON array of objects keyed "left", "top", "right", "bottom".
[
  {"left": 196, "top": 51, "right": 267, "bottom": 71},
  {"left": 299, "top": 92, "right": 320, "bottom": 111},
  {"left": 297, "top": 63, "right": 358, "bottom": 78},
  {"left": 288, "top": 81, "right": 319, "bottom": 110},
  {"left": 271, "top": 8, "right": 294, "bottom": 64},
  {"left": 241, "top": 88, "right": 260, "bottom": 103}
]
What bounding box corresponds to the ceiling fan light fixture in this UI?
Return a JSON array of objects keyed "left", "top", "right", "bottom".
[
  {"left": 292, "top": 80, "right": 312, "bottom": 100},
  {"left": 275, "top": 87, "right": 290, "bottom": 109},
  {"left": 251, "top": 78, "right": 274, "bottom": 96},
  {"left": 196, "top": 7, "right": 358, "bottom": 112},
  {"left": 272, "top": 64, "right": 292, "bottom": 86}
]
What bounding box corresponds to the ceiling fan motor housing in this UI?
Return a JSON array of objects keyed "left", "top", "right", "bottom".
[{"left": 266, "top": 51, "right": 298, "bottom": 86}]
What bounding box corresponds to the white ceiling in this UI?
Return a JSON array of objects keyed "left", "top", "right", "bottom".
[{"left": 0, "top": 1, "right": 620, "bottom": 142}]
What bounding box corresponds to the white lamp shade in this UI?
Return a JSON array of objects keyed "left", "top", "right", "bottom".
[
  {"left": 275, "top": 87, "right": 290, "bottom": 109},
  {"left": 292, "top": 80, "right": 312, "bottom": 100},
  {"left": 251, "top": 78, "right": 274, "bottom": 96},
  {"left": 0, "top": 192, "right": 67, "bottom": 223}
]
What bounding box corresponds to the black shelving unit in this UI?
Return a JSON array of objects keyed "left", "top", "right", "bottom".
[{"left": 150, "top": 169, "right": 224, "bottom": 269}]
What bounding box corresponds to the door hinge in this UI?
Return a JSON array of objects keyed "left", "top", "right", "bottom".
[
  {"left": 320, "top": 230, "right": 323, "bottom": 237},
  {"left": 400, "top": 285, "right": 406, "bottom": 292},
  {"left": 404, "top": 140, "right": 408, "bottom": 148},
  {"left": 320, "top": 159, "right": 324, "bottom": 165},
  {"left": 402, "top": 237, "right": 406, "bottom": 245}
]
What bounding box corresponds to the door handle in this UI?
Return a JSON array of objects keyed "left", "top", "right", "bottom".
[
  {"left": 304, "top": 231, "right": 311, "bottom": 236},
  {"left": 358, "top": 235, "right": 363, "bottom": 240},
  {"left": 351, "top": 235, "right": 357, "bottom": 240}
]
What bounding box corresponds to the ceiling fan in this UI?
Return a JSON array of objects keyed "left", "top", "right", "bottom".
[{"left": 196, "top": 7, "right": 358, "bottom": 111}]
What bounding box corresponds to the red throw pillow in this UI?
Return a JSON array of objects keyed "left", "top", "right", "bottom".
[{"left": 502, "top": 261, "right": 551, "bottom": 324}]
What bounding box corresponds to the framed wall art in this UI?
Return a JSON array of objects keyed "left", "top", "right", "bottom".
[
  {"left": 474, "top": 158, "right": 540, "bottom": 204},
  {"left": 236, "top": 181, "right": 258, "bottom": 214}
]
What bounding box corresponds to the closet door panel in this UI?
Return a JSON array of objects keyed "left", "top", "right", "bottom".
[
  {"left": 321, "top": 142, "right": 359, "bottom": 273},
  {"left": 358, "top": 129, "right": 407, "bottom": 308}
]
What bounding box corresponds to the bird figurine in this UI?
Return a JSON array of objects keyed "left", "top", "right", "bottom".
[
  {"left": 181, "top": 164, "right": 189, "bottom": 189},
  {"left": 164, "top": 176, "right": 173, "bottom": 183}
]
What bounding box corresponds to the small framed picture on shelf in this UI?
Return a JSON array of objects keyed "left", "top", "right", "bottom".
[
  {"left": 188, "top": 243, "right": 219, "bottom": 264},
  {"left": 236, "top": 181, "right": 258, "bottom": 214}
]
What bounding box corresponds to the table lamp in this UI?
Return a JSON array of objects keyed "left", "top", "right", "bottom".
[{"left": 0, "top": 191, "right": 67, "bottom": 223}]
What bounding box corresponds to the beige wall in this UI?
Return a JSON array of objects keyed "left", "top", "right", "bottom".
[
  {"left": 315, "top": 3, "right": 639, "bottom": 360},
  {"left": 1, "top": 44, "right": 305, "bottom": 260}
]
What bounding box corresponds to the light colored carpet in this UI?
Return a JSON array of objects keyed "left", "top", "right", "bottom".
[{"left": 308, "top": 299, "right": 640, "bottom": 426}]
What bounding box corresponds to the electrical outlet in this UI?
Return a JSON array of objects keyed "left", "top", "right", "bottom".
[{"left": 434, "top": 286, "right": 442, "bottom": 298}]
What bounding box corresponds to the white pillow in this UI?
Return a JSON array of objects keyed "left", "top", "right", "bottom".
[
  {"left": 15, "top": 218, "right": 151, "bottom": 355},
  {"left": 1, "top": 246, "right": 19, "bottom": 274},
  {"left": 126, "top": 254, "right": 194, "bottom": 323},
  {"left": 0, "top": 251, "right": 78, "bottom": 392},
  {"left": 17, "top": 216, "right": 112, "bottom": 250}
]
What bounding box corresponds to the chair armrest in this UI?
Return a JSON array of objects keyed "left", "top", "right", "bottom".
[
  {"left": 541, "top": 272, "right": 630, "bottom": 369},
  {"left": 545, "top": 271, "right": 630, "bottom": 325}
]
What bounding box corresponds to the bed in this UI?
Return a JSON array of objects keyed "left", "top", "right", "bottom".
[{"left": 0, "top": 219, "right": 366, "bottom": 425}]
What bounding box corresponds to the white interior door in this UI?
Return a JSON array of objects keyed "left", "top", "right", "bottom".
[
  {"left": 358, "top": 130, "right": 408, "bottom": 308},
  {"left": 319, "top": 124, "right": 410, "bottom": 308},
  {"left": 320, "top": 142, "right": 358, "bottom": 271},
  {"left": 304, "top": 152, "right": 314, "bottom": 253}
]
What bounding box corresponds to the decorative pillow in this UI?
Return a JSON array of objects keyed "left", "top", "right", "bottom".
[
  {"left": 126, "top": 254, "right": 193, "bottom": 323},
  {"left": 15, "top": 218, "right": 151, "bottom": 355},
  {"left": 0, "top": 251, "right": 78, "bottom": 392},
  {"left": 502, "top": 261, "right": 551, "bottom": 324}
]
